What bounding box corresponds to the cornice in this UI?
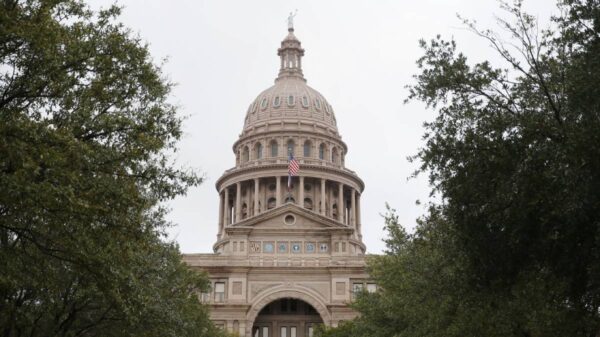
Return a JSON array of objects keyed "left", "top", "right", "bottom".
[
  {"left": 233, "top": 125, "right": 348, "bottom": 153},
  {"left": 215, "top": 163, "right": 365, "bottom": 192}
]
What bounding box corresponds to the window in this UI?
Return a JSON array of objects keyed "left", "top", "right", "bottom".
[
  {"left": 315, "top": 99, "right": 321, "bottom": 110},
  {"left": 332, "top": 147, "right": 339, "bottom": 164},
  {"left": 261, "top": 98, "right": 268, "bottom": 109},
  {"left": 302, "top": 96, "right": 309, "bottom": 107},
  {"left": 270, "top": 140, "right": 278, "bottom": 157},
  {"left": 303, "top": 140, "right": 311, "bottom": 157},
  {"left": 242, "top": 146, "right": 249, "bottom": 163},
  {"left": 304, "top": 198, "right": 313, "bottom": 210},
  {"left": 352, "top": 283, "right": 364, "bottom": 299},
  {"left": 200, "top": 291, "right": 210, "bottom": 303},
  {"left": 281, "top": 298, "right": 289, "bottom": 312},
  {"left": 267, "top": 197, "right": 276, "bottom": 209},
  {"left": 273, "top": 96, "right": 281, "bottom": 107},
  {"left": 287, "top": 95, "right": 295, "bottom": 106},
  {"left": 367, "top": 283, "right": 377, "bottom": 293},
  {"left": 214, "top": 282, "right": 225, "bottom": 302},
  {"left": 287, "top": 140, "right": 295, "bottom": 156},
  {"left": 256, "top": 143, "right": 263, "bottom": 159},
  {"left": 319, "top": 144, "right": 325, "bottom": 160}
]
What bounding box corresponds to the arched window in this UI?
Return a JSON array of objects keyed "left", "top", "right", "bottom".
[
  {"left": 287, "top": 95, "right": 295, "bottom": 106},
  {"left": 301, "top": 96, "right": 309, "bottom": 108},
  {"left": 287, "top": 140, "right": 295, "bottom": 156},
  {"left": 332, "top": 147, "right": 339, "bottom": 164},
  {"left": 270, "top": 140, "right": 278, "bottom": 157},
  {"left": 267, "top": 197, "right": 276, "bottom": 210},
  {"left": 256, "top": 143, "right": 263, "bottom": 159},
  {"left": 319, "top": 144, "right": 325, "bottom": 160},
  {"left": 273, "top": 96, "right": 281, "bottom": 107},
  {"left": 242, "top": 146, "right": 249, "bottom": 163},
  {"left": 304, "top": 198, "right": 313, "bottom": 210},
  {"left": 241, "top": 203, "right": 248, "bottom": 219},
  {"left": 285, "top": 196, "right": 295, "bottom": 203},
  {"left": 332, "top": 203, "right": 338, "bottom": 218},
  {"left": 260, "top": 98, "right": 268, "bottom": 109},
  {"left": 304, "top": 140, "right": 311, "bottom": 157}
]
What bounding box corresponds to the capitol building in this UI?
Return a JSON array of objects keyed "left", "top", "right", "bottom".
[{"left": 183, "top": 22, "right": 372, "bottom": 337}]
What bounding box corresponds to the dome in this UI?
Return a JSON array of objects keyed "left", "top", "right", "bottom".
[
  {"left": 242, "top": 28, "right": 339, "bottom": 133},
  {"left": 243, "top": 77, "right": 338, "bottom": 131}
]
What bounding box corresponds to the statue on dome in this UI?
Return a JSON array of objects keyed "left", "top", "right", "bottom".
[{"left": 287, "top": 10, "right": 297, "bottom": 30}]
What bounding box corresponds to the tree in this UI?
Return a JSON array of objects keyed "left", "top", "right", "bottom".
[
  {"left": 318, "top": 1, "right": 600, "bottom": 336},
  {"left": 0, "top": 1, "right": 225, "bottom": 336}
]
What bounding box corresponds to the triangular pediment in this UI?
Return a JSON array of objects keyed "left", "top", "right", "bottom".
[{"left": 229, "top": 203, "right": 352, "bottom": 232}]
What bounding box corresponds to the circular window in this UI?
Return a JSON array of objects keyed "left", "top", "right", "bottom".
[{"left": 284, "top": 214, "right": 296, "bottom": 225}]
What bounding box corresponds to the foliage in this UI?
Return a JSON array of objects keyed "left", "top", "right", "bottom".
[
  {"left": 318, "top": 0, "right": 600, "bottom": 336},
  {"left": 0, "top": 1, "right": 225, "bottom": 336}
]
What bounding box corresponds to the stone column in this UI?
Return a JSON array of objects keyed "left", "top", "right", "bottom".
[
  {"left": 338, "top": 182, "right": 344, "bottom": 222},
  {"left": 299, "top": 176, "right": 304, "bottom": 207},
  {"left": 254, "top": 178, "right": 259, "bottom": 215},
  {"left": 320, "top": 179, "right": 326, "bottom": 215},
  {"left": 351, "top": 188, "right": 356, "bottom": 228},
  {"left": 357, "top": 193, "right": 362, "bottom": 238},
  {"left": 235, "top": 182, "right": 241, "bottom": 222},
  {"left": 223, "top": 187, "right": 229, "bottom": 226},
  {"left": 218, "top": 191, "right": 224, "bottom": 237},
  {"left": 276, "top": 176, "right": 281, "bottom": 207}
]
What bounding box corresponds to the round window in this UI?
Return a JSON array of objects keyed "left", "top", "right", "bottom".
[{"left": 284, "top": 214, "right": 296, "bottom": 225}]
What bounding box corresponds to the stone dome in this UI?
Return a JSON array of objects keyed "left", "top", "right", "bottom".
[
  {"left": 242, "top": 28, "right": 338, "bottom": 133},
  {"left": 243, "top": 78, "right": 338, "bottom": 132}
]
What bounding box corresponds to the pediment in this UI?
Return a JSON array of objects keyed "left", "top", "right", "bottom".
[{"left": 228, "top": 203, "right": 351, "bottom": 232}]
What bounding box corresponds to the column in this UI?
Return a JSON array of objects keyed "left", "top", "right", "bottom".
[
  {"left": 351, "top": 188, "right": 356, "bottom": 228},
  {"left": 320, "top": 179, "right": 326, "bottom": 215},
  {"left": 338, "top": 182, "right": 344, "bottom": 222},
  {"left": 218, "top": 192, "right": 224, "bottom": 237},
  {"left": 223, "top": 187, "right": 229, "bottom": 226},
  {"left": 299, "top": 176, "right": 304, "bottom": 207},
  {"left": 254, "top": 178, "right": 260, "bottom": 215},
  {"left": 235, "top": 182, "right": 241, "bottom": 222},
  {"left": 357, "top": 193, "right": 362, "bottom": 238},
  {"left": 276, "top": 176, "right": 281, "bottom": 207}
]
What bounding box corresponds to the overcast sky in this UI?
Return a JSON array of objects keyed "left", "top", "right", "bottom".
[{"left": 89, "top": 0, "right": 556, "bottom": 254}]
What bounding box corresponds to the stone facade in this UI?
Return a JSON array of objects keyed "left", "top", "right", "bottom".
[{"left": 183, "top": 24, "right": 370, "bottom": 337}]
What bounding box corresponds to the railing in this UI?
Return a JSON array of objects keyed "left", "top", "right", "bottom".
[
  {"left": 224, "top": 158, "right": 357, "bottom": 175},
  {"left": 183, "top": 254, "right": 367, "bottom": 268}
]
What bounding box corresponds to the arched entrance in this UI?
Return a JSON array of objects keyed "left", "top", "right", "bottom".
[{"left": 251, "top": 298, "right": 323, "bottom": 337}]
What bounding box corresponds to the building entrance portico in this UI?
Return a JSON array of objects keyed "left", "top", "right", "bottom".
[{"left": 251, "top": 298, "right": 323, "bottom": 337}]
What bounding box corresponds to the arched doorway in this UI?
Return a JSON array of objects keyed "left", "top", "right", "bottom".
[{"left": 252, "top": 298, "right": 323, "bottom": 337}]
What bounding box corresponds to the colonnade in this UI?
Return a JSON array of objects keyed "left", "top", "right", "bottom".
[{"left": 217, "top": 176, "right": 361, "bottom": 238}]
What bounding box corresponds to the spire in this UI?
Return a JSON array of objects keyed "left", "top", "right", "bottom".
[{"left": 277, "top": 12, "right": 305, "bottom": 82}]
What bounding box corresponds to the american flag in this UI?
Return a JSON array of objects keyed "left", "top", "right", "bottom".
[{"left": 288, "top": 154, "right": 299, "bottom": 189}]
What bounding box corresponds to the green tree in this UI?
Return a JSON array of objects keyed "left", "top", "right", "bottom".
[
  {"left": 318, "top": 0, "right": 600, "bottom": 336},
  {"left": 0, "top": 1, "right": 225, "bottom": 336}
]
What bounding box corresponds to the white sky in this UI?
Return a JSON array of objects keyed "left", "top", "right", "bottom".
[{"left": 89, "top": 0, "right": 556, "bottom": 254}]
